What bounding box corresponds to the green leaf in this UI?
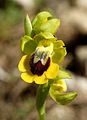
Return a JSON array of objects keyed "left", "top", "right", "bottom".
[
  {"left": 20, "top": 35, "right": 37, "bottom": 54},
  {"left": 24, "top": 14, "right": 32, "bottom": 36},
  {"left": 40, "top": 18, "right": 60, "bottom": 34},
  {"left": 50, "top": 90, "right": 77, "bottom": 105}
]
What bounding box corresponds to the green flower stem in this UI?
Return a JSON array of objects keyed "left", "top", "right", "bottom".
[
  {"left": 38, "top": 104, "right": 45, "bottom": 120},
  {"left": 36, "top": 82, "right": 50, "bottom": 120}
]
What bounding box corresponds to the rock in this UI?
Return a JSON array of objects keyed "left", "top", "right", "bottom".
[
  {"left": 0, "top": 100, "right": 15, "bottom": 120},
  {"left": 0, "top": 67, "right": 10, "bottom": 82},
  {"left": 75, "top": 46, "right": 87, "bottom": 76},
  {"left": 14, "top": 0, "right": 35, "bottom": 10},
  {"left": 68, "top": 9, "right": 87, "bottom": 34},
  {"left": 80, "top": 106, "right": 87, "bottom": 120},
  {"left": 47, "top": 105, "right": 75, "bottom": 120},
  {"left": 66, "top": 74, "right": 87, "bottom": 104},
  {"left": 12, "top": 68, "right": 20, "bottom": 77},
  {"left": 76, "top": 0, "right": 87, "bottom": 9},
  {"left": 76, "top": 46, "right": 87, "bottom": 61}
]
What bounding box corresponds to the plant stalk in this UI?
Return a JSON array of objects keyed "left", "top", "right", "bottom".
[{"left": 36, "top": 83, "right": 50, "bottom": 120}]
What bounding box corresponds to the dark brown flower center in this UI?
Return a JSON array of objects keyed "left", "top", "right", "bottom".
[{"left": 29, "top": 54, "right": 50, "bottom": 76}]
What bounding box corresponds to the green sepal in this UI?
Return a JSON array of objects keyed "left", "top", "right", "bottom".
[
  {"left": 50, "top": 79, "right": 67, "bottom": 93},
  {"left": 52, "top": 40, "right": 67, "bottom": 64},
  {"left": 32, "top": 11, "right": 52, "bottom": 29},
  {"left": 50, "top": 90, "right": 77, "bottom": 105},
  {"left": 53, "top": 47, "right": 67, "bottom": 64},
  {"left": 20, "top": 35, "right": 37, "bottom": 54},
  {"left": 53, "top": 40, "right": 65, "bottom": 48},
  {"left": 32, "top": 11, "right": 60, "bottom": 35},
  {"left": 58, "top": 68, "right": 71, "bottom": 79},
  {"left": 24, "top": 14, "right": 32, "bottom": 36},
  {"left": 40, "top": 18, "right": 60, "bottom": 34}
]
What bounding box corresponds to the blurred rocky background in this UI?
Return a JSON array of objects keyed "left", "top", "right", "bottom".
[{"left": 0, "top": 0, "right": 87, "bottom": 120}]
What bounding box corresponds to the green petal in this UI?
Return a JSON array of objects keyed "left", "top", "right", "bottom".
[
  {"left": 34, "top": 32, "right": 56, "bottom": 41},
  {"left": 38, "top": 39, "right": 53, "bottom": 47},
  {"left": 33, "top": 32, "right": 56, "bottom": 46},
  {"left": 24, "top": 14, "right": 32, "bottom": 36},
  {"left": 20, "top": 35, "right": 37, "bottom": 54},
  {"left": 40, "top": 18, "right": 60, "bottom": 34},
  {"left": 40, "top": 32, "right": 55, "bottom": 39},
  {"left": 50, "top": 89, "right": 77, "bottom": 105}
]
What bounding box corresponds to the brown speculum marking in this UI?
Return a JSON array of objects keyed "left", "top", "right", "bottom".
[{"left": 29, "top": 54, "right": 50, "bottom": 76}]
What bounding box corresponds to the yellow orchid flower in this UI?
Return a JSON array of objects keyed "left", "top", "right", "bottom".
[
  {"left": 18, "top": 12, "right": 77, "bottom": 120},
  {"left": 18, "top": 11, "right": 66, "bottom": 85},
  {"left": 50, "top": 79, "right": 67, "bottom": 94},
  {"left": 18, "top": 42, "right": 59, "bottom": 84}
]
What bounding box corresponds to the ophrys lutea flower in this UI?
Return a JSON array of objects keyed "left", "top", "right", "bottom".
[
  {"left": 18, "top": 37, "right": 66, "bottom": 84},
  {"left": 18, "top": 12, "right": 77, "bottom": 120}
]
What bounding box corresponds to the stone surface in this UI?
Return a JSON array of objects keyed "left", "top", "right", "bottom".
[
  {"left": 75, "top": 46, "right": 87, "bottom": 76},
  {"left": 76, "top": 0, "right": 87, "bottom": 9},
  {"left": 47, "top": 105, "right": 75, "bottom": 120},
  {"left": 0, "top": 67, "right": 10, "bottom": 82},
  {"left": 66, "top": 74, "right": 87, "bottom": 104}
]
